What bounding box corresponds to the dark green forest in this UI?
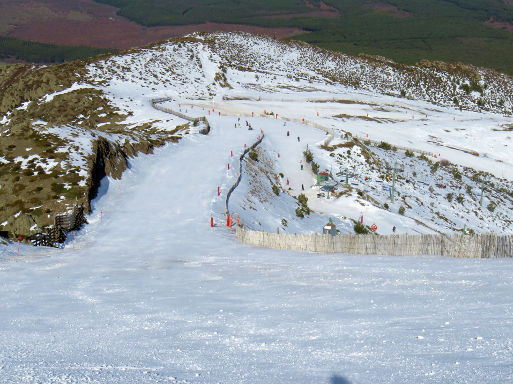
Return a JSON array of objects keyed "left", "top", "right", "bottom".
[
  {"left": 92, "top": 0, "right": 513, "bottom": 74},
  {"left": 0, "top": 37, "right": 115, "bottom": 64}
]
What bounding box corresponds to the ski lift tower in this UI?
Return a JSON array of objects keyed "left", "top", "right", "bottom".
[{"left": 386, "top": 161, "right": 404, "bottom": 203}]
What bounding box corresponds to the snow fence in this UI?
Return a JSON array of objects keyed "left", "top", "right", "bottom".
[
  {"left": 225, "top": 134, "right": 264, "bottom": 216},
  {"left": 151, "top": 98, "right": 210, "bottom": 134},
  {"left": 235, "top": 228, "right": 513, "bottom": 258}
]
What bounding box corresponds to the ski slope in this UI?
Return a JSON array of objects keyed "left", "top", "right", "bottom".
[{"left": 1, "top": 117, "right": 513, "bottom": 383}]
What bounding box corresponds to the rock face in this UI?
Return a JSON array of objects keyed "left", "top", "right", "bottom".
[{"left": 86, "top": 137, "right": 156, "bottom": 212}]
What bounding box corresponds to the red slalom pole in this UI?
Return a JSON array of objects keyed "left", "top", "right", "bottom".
[
  {"left": 211, "top": 217, "right": 214, "bottom": 227},
  {"left": 217, "top": 186, "right": 220, "bottom": 196},
  {"left": 226, "top": 215, "right": 230, "bottom": 227},
  {"left": 228, "top": 163, "right": 230, "bottom": 170},
  {"left": 231, "top": 150, "right": 233, "bottom": 157}
]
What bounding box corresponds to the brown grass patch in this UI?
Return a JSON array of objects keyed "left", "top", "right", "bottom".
[
  {"left": 4, "top": 0, "right": 307, "bottom": 49},
  {"left": 485, "top": 17, "right": 513, "bottom": 33},
  {"left": 364, "top": 2, "right": 412, "bottom": 18}
]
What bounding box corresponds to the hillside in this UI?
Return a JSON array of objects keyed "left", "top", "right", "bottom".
[
  {"left": 1, "top": 31, "right": 513, "bottom": 240},
  {"left": 1, "top": 31, "right": 513, "bottom": 383}
]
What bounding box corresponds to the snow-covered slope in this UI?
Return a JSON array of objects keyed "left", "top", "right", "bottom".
[
  {"left": 2, "top": 31, "right": 513, "bottom": 237},
  {"left": 1, "top": 32, "right": 513, "bottom": 383},
  {"left": 1, "top": 117, "right": 512, "bottom": 383}
]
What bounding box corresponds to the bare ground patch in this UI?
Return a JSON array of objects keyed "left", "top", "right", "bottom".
[
  {"left": 485, "top": 17, "right": 513, "bottom": 33},
  {"left": 364, "top": 2, "right": 412, "bottom": 18}
]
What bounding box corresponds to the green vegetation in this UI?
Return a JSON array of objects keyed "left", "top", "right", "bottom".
[
  {"left": 378, "top": 141, "right": 392, "bottom": 150},
  {"left": 303, "top": 148, "right": 313, "bottom": 163},
  {"left": 96, "top": 0, "right": 513, "bottom": 73},
  {"left": 272, "top": 184, "right": 280, "bottom": 196},
  {"left": 354, "top": 221, "right": 369, "bottom": 234},
  {"left": 398, "top": 205, "right": 406, "bottom": 215},
  {"left": 0, "top": 36, "right": 114, "bottom": 64},
  {"left": 295, "top": 193, "right": 311, "bottom": 218},
  {"left": 248, "top": 150, "right": 259, "bottom": 161},
  {"left": 311, "top": 161, "right": 319, "bottom": 174}
]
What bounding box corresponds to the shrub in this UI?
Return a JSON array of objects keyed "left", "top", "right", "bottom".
[
  {"left": 398, "top": 206, "right": 405, "bottom": 215},
  {"left": 452, "top": 168, "right": 462, "bottom": 181},
  {"left": 248, "top": 150, "right": 258, "bottom": 161},
  {"left": 303, "top": 149, "right": 313, "bottom": 163},
  {"left": 487, "top": 202, "right": 496, "bottom": 212},
  {"left": 298, "top": 193, "right": 308, "bottom": 208},
  {"left": 311, "top": 162, "right": 319, "bottom": 174},
  {"left": 405, "top": 149, "right": 414, "bottom": 157},
  {"left": 447, "top": 192, "right": 453, "bottom": 202},
  {"left": 378, "top": 141, "right": 392, "bottom": 150},
  {"left": 431, "top": 162, "right": 439, "bottom": 173},
  {"left": 281, "top": 218, "right": 288, "bottom": 227},
  {"left": 272, "top": 185, "right": 280, "bottom": 196},
  {"left": 383, "top": 202, "right": 389, "bottom": 210},
  {"left": 296, "top": 193, "right": 310, "bottom": 217},
  {"left": 456, "top": 194, "right": 464, "bottom": 204},
  {"left": 354, "top": 221, "right": 369, "bottom": 234}
]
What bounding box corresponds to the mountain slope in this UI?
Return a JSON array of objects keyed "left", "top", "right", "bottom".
[{"left": 1, "top": 31, "right": 512, "bottom": 239}]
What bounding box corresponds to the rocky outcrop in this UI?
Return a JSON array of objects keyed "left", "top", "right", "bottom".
[{"left": 85, "top": 136, "right": 156, "bottom": 212}]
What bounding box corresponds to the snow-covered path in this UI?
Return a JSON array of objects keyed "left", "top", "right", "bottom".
[{"left": 1, "top": 121, "right": 513, "bottom": 383}]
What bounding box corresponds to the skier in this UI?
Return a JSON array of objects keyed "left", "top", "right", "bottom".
[
  {"left": 287, "top": 131, "right": 290, "bottom": 136},
  {"left": 297, "top": 136, "right": 300, "bottom": 142},
  {"left": 392, "top": 226, "right": 396, "bottom": 233},
  {"left": 302, "top": 184, "right": 304, "bottom": 190}
]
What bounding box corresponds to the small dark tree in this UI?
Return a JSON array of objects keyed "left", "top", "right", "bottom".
[{"left": 354, "top": 221, "right": 369, "bottom": 234}]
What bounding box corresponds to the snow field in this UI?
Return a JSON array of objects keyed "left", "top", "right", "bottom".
[
  {"left": 0, "top": 124, "right": 512, "bottom": 382},
  {"left": 1, "top": 31, "right": 513, "bottom": 383}
]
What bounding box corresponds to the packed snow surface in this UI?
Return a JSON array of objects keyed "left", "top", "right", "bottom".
[{"left": 1, "top": 117, "right": 513, "bottom": 383}]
